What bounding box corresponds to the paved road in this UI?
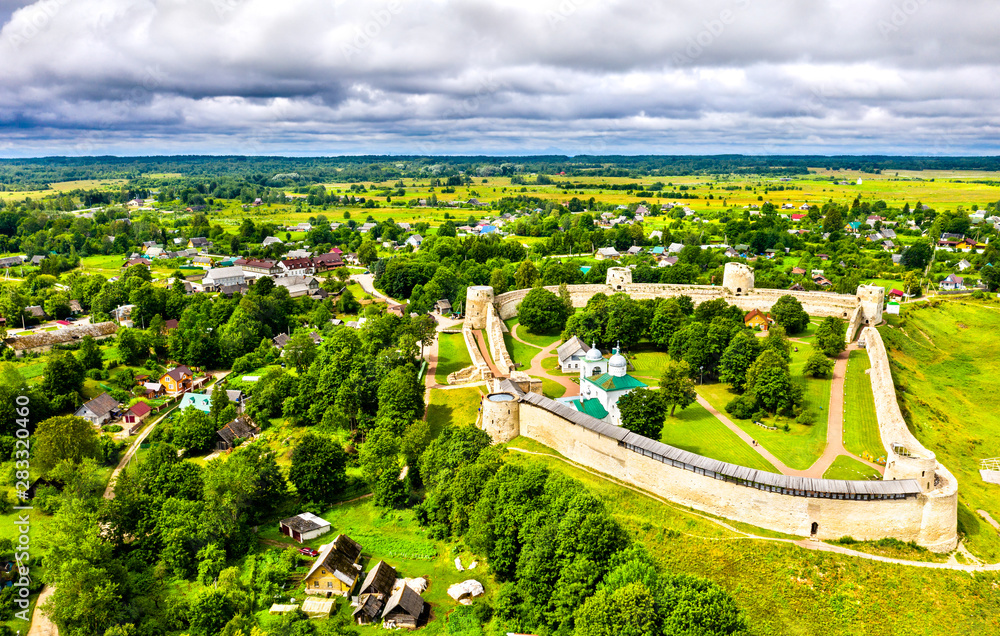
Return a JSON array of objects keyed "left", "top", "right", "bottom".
[{"left": 351, "top": 273, "right": 399, "bottom": 305}]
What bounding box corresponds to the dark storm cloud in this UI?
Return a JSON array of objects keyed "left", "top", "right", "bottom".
[{"left": 0, "top": 0, "right": 999, "bottom": 155}]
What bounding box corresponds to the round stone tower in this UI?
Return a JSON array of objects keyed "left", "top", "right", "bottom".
[
  {"left": 481, "top": 392, "right": 520, "bottom": 443},
  {"left": 606, "top": 267, "right": 632, "bottom": 291},
  {"left": 465, "top": 286, "right": 495, "bottom": 329},
  {"left": 723, "top": 262, "right": 755, "bottom": 295}
]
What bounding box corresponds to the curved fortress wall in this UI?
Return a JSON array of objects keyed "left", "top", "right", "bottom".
[
  {"left": 508, "top": 389, "right": 948, "bottom": 548},
  {"left": 470, "top": 269, "right": 953, "bottom": 551}
]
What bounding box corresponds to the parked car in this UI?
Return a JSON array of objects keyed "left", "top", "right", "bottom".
[{"left": 298, "top": 547, "right": 319, "bottom": 557}]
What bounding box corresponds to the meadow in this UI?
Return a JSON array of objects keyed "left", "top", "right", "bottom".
[
  {"left": 659, "top": 401, "right": 779, "bottom": 473},
  {"left": 434, "top": 333, "right": 472, "bottom": 385},
  {"left": 841, "top": 350, "right": 885, "bottom": 462}
]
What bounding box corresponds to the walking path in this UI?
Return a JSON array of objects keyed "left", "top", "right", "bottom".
[
  {"left": 508, "top": 447, "right": 1000, "bottom": 573},
  {"left": 509, "top": 325, "right": 580, "bottom": 397},
  {"left": 471, "top": 329, "right": 505, "bottom": 378},
  {"left": 26, "top": 586, "right": 57, "bottom": 636}
]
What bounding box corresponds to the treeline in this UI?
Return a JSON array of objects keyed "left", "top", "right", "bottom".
[{"left": 415, "top": 427, "right": 748, "bottom": 636}]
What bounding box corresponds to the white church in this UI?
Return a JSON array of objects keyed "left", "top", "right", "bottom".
[{"left": 564, "top": 343, "right": 647, "bottom": 427}]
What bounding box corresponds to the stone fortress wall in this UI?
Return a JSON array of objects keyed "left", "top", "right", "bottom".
[
  {"left": 461, "top": 264, "right": 957, "bottom": 551},
  {"left": 485, "top": 302, "right": 515, "bottom": 375}
]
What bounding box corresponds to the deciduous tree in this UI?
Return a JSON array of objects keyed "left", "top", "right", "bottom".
[
  {"left": 658, "top": 361, "right": 697, "bottom": 416},
  {"left": 617, "top": 388, "right": 667, "bottom": 439}
]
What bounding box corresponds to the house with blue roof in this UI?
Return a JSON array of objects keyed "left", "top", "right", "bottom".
[
  {"left": 479, "top": 225, "right": 497, "bottom": 235},
  {"left": 179, "top": 392, "right": 212, "bottom": 413},
  {"left": 651, "top": 246, "right": 665, "bottom": 255}
]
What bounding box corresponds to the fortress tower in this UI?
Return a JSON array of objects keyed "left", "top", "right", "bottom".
[
  {"left": 856, "top": 285, "right": 885, "bottom": 326},
  {"left": 481, "top": 392, "right": 520, "bottom": 443},
  {"left": 606, "top": 267, "right": 632, "bottom": 290},
  {"left": 465, "top": 286, "right": 495, "bottom": 329},
  {"left": 723, "top": 262, "right": 755, "bottom": 295}
]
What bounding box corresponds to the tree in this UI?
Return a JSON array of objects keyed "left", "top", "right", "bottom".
[
  {"left": 376, "top": 366, "right": 425, "bottom": 423},
  {"left": 745, "top": 349, "right": 792, "bottom": 414},
  {"left": 116, "top": 328, "right": 147, "bottom": 365},
  {"left": 803, "top": 351, "right": 835, "bottom": 378},
  {"left": 822, "top": 206, "right": 843, "bottom": 234},
  {"left": 358, "top": 240, "right": 378, "bottom": 266},
  {"left": 489, "top": 268, "right": 509, "bottom": 294},
  {"left": 650, "top": 298, "right": 685, "bottom": 348},
  {"left": 617, "top": 388, "right": 667, "bottom": 439},
  {"left": 336, "top": 287, "right": 361, "bottom": 314},
  {"left": 901, "top": 240, "right": 932, "bottom": 270},
  {"left": 289, "top": 433, "right": 348, "bottom": 505},
  {"left": 815, "top": 317, "right": 847, "bottom": 357},
  {"left": 769, "top": 295, "right": 809, "bottom": 334},
  {"left": 359, "top": 426, "right": 404, "bottom": 508},
  {"left": 718, "top": 332, "right": 759, "bottom": 392},
  {"left": 980, "top": 265, "right": 1000, "bottom": 292},
  {"left": 518, "top": 287, "right": 571, "bottom": 334},
  {"left": 658, "top": 361, "right": 697, "bottom": 416},
  {"left": 284, "top": 331, "right": 317, "bottom": 373},
  {"left": 77, "top": 335, "right": 104, "bottom": 371},
  {"left": 173, "top": 409, "right": 218, "bottom": 454},
  {"left": 34, "top": 416, "right": 100, "bottom": 474},
  {"left": 42, "top": 352, "right": 84, "bottom": 401},
  {"left": 514, "top": 260, "right": 539, "bottom": 290}
]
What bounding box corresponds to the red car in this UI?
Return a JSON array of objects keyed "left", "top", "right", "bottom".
[{"left": 298, "top": 547, "right": 319, "bottom": 557}]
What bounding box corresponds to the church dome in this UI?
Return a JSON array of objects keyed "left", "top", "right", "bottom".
[
  {"left": 585, "top": 343, "right": 603, "bottom": 362},
  {"left": 608, "top": 348, "right": 628, "bottom": 377}
]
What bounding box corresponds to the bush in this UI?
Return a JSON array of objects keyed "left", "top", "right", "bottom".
[
  {"left": 796, "top": 410, "right": 816, "bottom": 426},
  {"left": 724, "top": 395, "right": 755, "bottom": 420},
  {"left": 86, "top": 368, "right": 108, "bottom": 380},
  {"left": 803, "top": 351, "right": 835, "bottom": 378},
  {"left": 104, "top": 424, "right": 124, "bottom": 433},
  {"left": 836, "top": 536, "right": 858, "bottom": 545}
]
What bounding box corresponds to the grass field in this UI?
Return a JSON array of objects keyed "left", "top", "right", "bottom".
[
  {"left": 660, "top": 402, "right": 779, "bottom": 473},
  {"left": 537, "top": 377, "right": 567, "bottom": 399},
  {"left": 426, "top": 387, "right": 483, "bottom": 436},
  {"left": 539, "top": 354, "right": 580, "bottom": 377},
  {"left": 822, "top": 455, "right": 881, "bottom": 481},
  {"left": 841, "top": 350, "right": 886, "bottom": 462},
  {"left": 504, "top": 438, "right": 1000, "bottom": 636},
  {"left": 504, "top": 318, "right": 562, "bottom": 348},
  {"left": 881, "top": 299, "right": 1000, "bottom": 561},
  {"left": 698, "top": 379, "right": 828, "bottom": 472},
  {"left": 435, "top": 332, "right": 472, "bottom": 385},
  {"left": 628, "top": 344, "right": 673, "bottom": 382},
  {"left": 502, "top": 331, "right": 540, "bottom": 370}
]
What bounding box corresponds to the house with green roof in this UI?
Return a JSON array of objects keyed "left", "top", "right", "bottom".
[{"left": 565, "top": 344, "right": 646, "bottom": 427}]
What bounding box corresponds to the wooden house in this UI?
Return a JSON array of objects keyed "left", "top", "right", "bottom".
[
  {"left": 302, "top": 535, "right": 363, "bottom": 597},
  {"left": 123, "top": 401, "right": 152, "bottom": 433},
  {"left": 278, "top": 512, "right": 331, "bottom": 543},
  {"left": 216, "top": 416, "right": 261, "bottom": 451},
  {"left": 352, "top": 560, "right": 397, "bottom": 625},
  {"left": 74, "top": 393, "right": 121, "bottom": 426},
  {"left": 382, "top": 584, "right": 426, "bottom": 629},
  {"left": 743, "top": 309, "right": 773, "bottom": 331}
]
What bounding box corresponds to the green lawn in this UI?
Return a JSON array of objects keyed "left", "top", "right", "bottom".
[
  {"left": 540, "top": 354, "right": 581, "bottom": 377},
  {"left": 842, "top": 350, "right": 886, "bottom": 462},
  {"left": 502, "top": 331, "right": 541, "bottom": 370},
  {"left": 426, "top": 387, "right": 483, "bottom": 437},
  {"left": 697, "top": 380, "right": 828, "bottom": 471},
  {"left": 504, "top": 318, "right": 562, "bottom": 348},
  {"left": 660, "top": 402, "right": 779, "bottom": 473},
  {"left": 822, "top": 455, "right": 881, "bottom": 481},
  {"left": 435, "top": 332, "right": 473, "bottom": 385},
  {"left": 628, "top": 343, "right": 673, "bottom": 381},
  {"left": 537, "top": 377, "right": 567, "bottom": 399}
]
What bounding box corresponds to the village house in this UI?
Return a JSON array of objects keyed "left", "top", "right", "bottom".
[
  {"left": 352, "top": 560, "right": 397, "bottom": 625},
  {"left": 273, "top": 275, "right": 321, "bottom": 298},
  {"left": 940, "top": 274, "right": 965, "bottom": 290},
  {"left": 433, "top": 299, "right": 452, "bottom": 315},
  {"left": 302, "top": 535, "right": 364, "bottom": 597},
  {"left": 262, "top": 236, "right": 283, "bottom": 247},
  {"left": 160, "top": 365, "right": 193, "bottom": 396},
  {"left": 278, "top": 258, "right": 315, "bottom": 276},
  {"left": 192, "top": 255, "right": 214, "bottom": 269},
  {"left": 405, "top": 234, "right": 423, "bottom": 249},
  {"left": 595, "top": 247, "right": 620, "bottom": 260},
  {"left": 74, "top": 393, "right": 121, "bottom": 426},
  {"left": 382, "top": 584, "right": 426, "bottom": 629},
  {"left": 278, "top": 512, "right": 331, "bottom": 543},
  {"left": 202, "top": 266, "right": 245, "bottom": 290},
  {"left": 179, "top": 392, "right": 212, "bottom": 413},
  {"left": 743, "top": 309, "right": 773, "bottom": 331},
  {"left": 123, "top": 401, "right": 153, "bottom": 433},
  {"left": 556, "top": 336, "right": 593, "bottom": 372},
  {"left": 241, "top": 259, "right": 281, "bottom": 277},
  {"left": 188, "top": 237, "right": 210, "bottom": 250},
  {"left": 957, "top": 259, "right": 972, "bottom": 271},
  {"left": 313, "top": 251, "right": 344, "bottom": 271},
  {"left": 216, "top": 415, "right": 261, "bottom": 450}
]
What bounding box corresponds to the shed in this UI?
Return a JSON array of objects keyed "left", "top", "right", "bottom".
[
  {"left": 382, "top": 584, "right": 426, "bottom": 629},
  {"left": 278, "top": 512, "right": 331, "bottom": 543},
  {"left": 216, "top": 416, "right": 261, "bottom": 450},
  {"left": 352, "top": 560, "right": 397, "bottom": 624},
  {"left": 300, "top": 597, "right": 335, "bottom": 618}
]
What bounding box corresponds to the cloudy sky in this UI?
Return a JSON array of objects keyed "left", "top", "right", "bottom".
[{"left": 0, "top": 0, "right": 998, "bottom": 157}]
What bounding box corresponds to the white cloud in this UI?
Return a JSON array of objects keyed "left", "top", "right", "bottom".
[{"left": 1, "top": 0, "right": 999, "bottom": 155}]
